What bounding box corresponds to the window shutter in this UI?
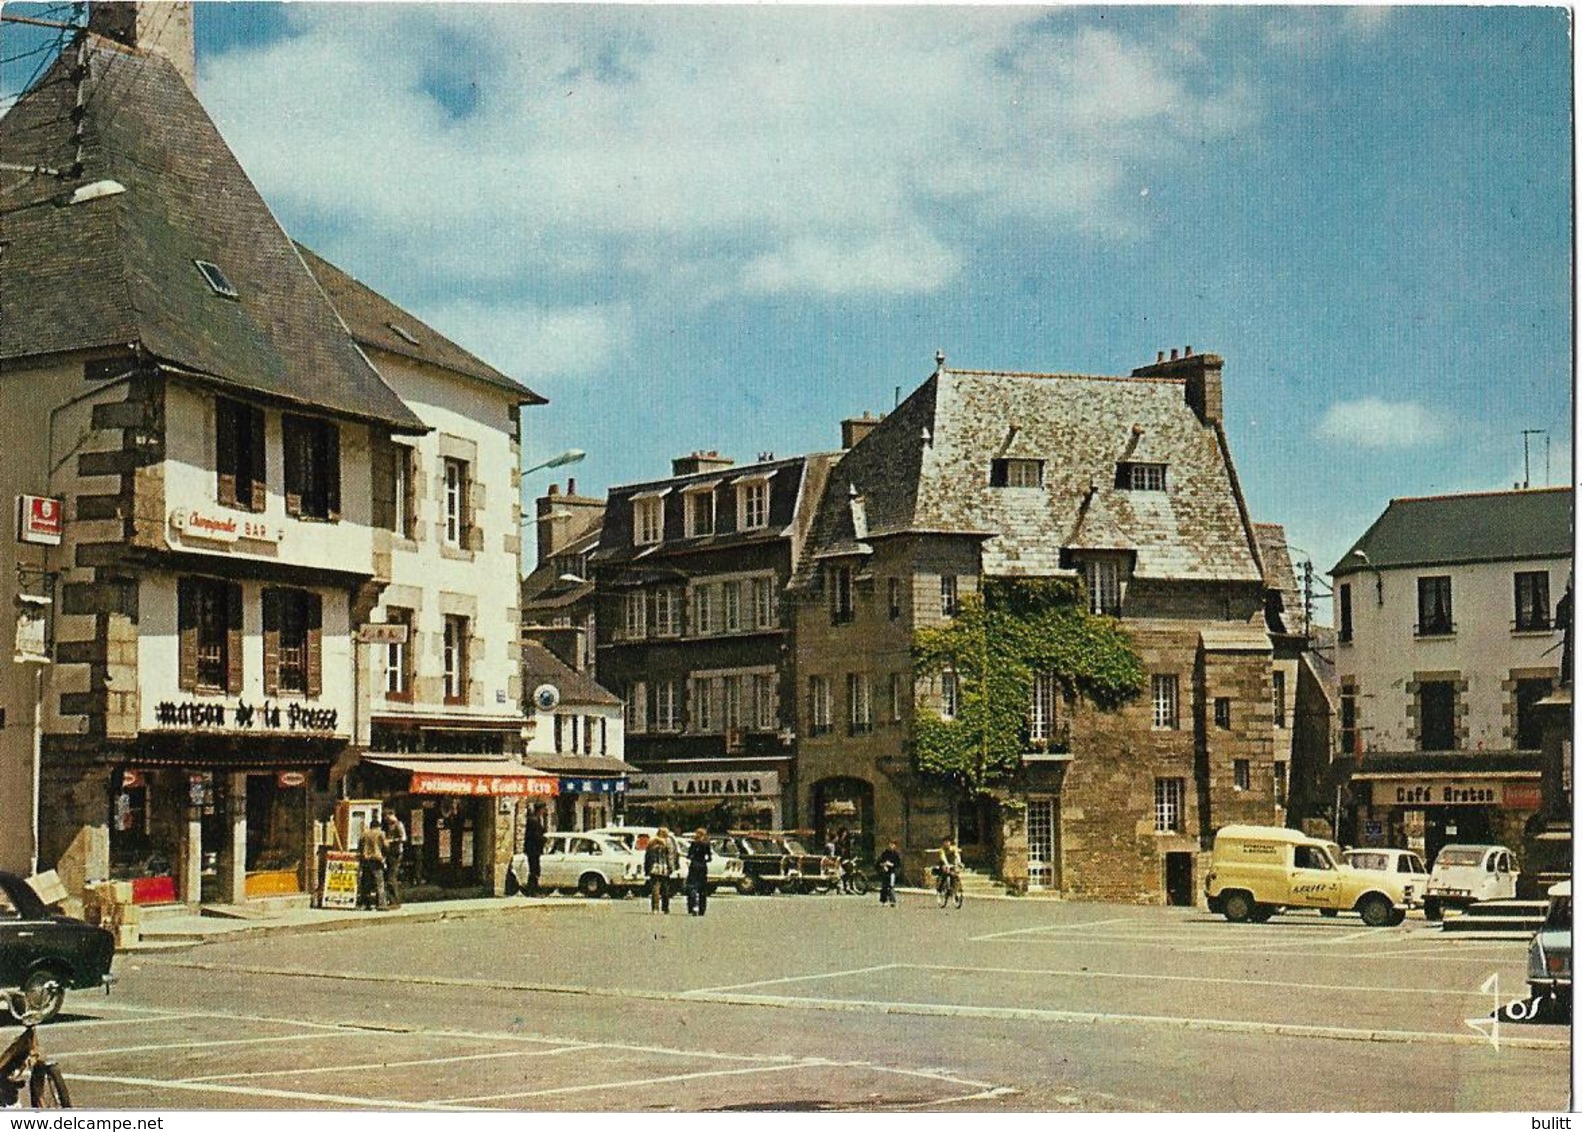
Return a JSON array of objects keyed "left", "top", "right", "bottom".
[
  {"left": 261, "top": 589, "right": 280, "bottom": 697},
  {"left": 178, "top": 578, "right": 198, "bottom": 691},
  {"left": 306, "top": 592, "right": 323, "bottom": 698},
  {"left": 283, "top": 419, "right": 302, "bottom": 517},
  {"left": 225, "top": 581, "right": 244, "bottom": 694},
  {"left": 324, "top": 424, "right": 341, "bottom": 522},
  {"left": 216, "top": 401, "right": 238, "bottom": 507},
  {"left": 248, "top": 406, "right": 267, "bottom": 511}
]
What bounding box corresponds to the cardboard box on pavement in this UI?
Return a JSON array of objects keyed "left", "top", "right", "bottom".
[{"left": 25, "top": 870, "right": 68, "bottom": 907}]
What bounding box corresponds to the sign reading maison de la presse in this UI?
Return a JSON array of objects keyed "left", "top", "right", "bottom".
[
  {"left": 152, "top": 699, "right": 340, "bottom": 734},
  {"left": 627, "top": 771, "right": 780, "bottom": 799}
]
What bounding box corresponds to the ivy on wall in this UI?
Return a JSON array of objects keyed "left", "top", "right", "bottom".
[{"left": 911, "top": 576, "right": 1146, "bottom": 794}]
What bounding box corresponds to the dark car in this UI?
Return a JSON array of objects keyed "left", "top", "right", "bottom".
[
  {"left": 0, "top": 872, "right": 115, "bottom": 1022},
  {"left": 725, "top": 831, "right": 840, "bottom": 895}
]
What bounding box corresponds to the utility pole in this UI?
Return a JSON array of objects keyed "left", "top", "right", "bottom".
[{"left": 1521, "top": 429, "right": 1548, "bottom": 488}]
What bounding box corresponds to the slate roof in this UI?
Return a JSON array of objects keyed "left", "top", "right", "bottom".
[
  {"left": 522, "top": 641, "right": 621, "bottom": 707},
  {"left": 296, "top": 246, "right": 545, "bottom": 404},
  {"left": 1331, "top": 487, "right": 1573, "bottom": 577},
  {"left": 0, "top": 38, "right": 423, "bottom": 431},
  {"left": 804, "top": 365, "right": 1264, "bottom": 583}
]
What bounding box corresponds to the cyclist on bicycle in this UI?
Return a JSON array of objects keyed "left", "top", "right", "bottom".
[{"left": 936, "top": 837, "right": 962, "bottom": 883}]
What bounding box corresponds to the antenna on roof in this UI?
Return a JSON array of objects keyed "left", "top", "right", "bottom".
[{"left": 1521, "top": 429, "right": 1549, "bottom": 489}]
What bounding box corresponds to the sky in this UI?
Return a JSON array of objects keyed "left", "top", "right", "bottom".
[{"left": 2, "top": 4, "right": 1573, "bottom": 604}]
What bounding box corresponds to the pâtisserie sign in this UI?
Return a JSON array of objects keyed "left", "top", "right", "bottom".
[{"left": 153, "top": 699, "right": 339, "bottom": 732}]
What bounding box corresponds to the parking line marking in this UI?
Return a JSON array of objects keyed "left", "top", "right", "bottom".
[
  {"left": 901, "top": 963, "right": 1495, "bottom": 998},
  {"left": 687, "top": 964, "right": 901, "bottom": 995},
  {"left": 969, "top": 917, "right": 1141, "bottom": 941},
  {"left": 52, "top": 1031, "right": 357, "bottom": 1058},
  {"left": 180, "top": 1043, "right": 601, "bottom": 1083},
  {"left": 444, "top": 1059, "right": 817, "bottom": 1103},
  {"left": 63, "top": 1071, "right": 477, "bottom": 1111}
]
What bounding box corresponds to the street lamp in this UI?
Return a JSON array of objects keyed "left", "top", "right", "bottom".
[
  {"left": 0, "top": 178, "right": 126, "bottom": 216},
  {"left": 524, "top": 448, "right": 585, "bottom": 476}
]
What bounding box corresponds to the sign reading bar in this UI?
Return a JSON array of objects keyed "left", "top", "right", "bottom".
[
  {"left": 409, "top": 771, "right": 558, "bottom": 797},
  {"left": 169, "top": 507, "right": 284, "bottom": 545},
  {"left": 17, "top": 495, "right": 62, "bottom": 546},
  {"left": 357, "top": 623, "right": 410, "bottom": 645}
]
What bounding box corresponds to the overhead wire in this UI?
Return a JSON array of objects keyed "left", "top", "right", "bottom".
[{"left": 79, "top": 0, "right": 183, "bottom": 143}]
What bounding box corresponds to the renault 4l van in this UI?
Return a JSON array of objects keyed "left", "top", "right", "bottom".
[{"left": 1205, "top": 824, "right": 1409, "bottom": 927}]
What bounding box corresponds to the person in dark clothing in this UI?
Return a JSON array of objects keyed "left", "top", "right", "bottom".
[
  {"left": 876, "top": 839, "right": 902, "bottom": 907},
  {"left": 644, "top": 829, "right": 674, "bottom": 913},
  {"left": 522, "top": 808, "right": 546, "bottom": 895},
  {"left": 685, "top": 828, "right": 713, "bottom": 916},
  {"left": 381, "top": 810, "right": 407, "bottom": 909}
]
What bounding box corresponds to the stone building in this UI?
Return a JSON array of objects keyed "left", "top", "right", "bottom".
[
  {"left": 520, "top": 480, "right": 605, "bottom": 677},
  {"left": 592, "top": 451, "right": 836, "bottom": 830},
  {"left": 790, "top": 350, "right": 1289, "bottom": 903},
  {"left": 1330, "top": 487, "right": 1571, "bottom": 866},
  {"left": 0, "top": 5, "right": 542, "bottom": 904}
]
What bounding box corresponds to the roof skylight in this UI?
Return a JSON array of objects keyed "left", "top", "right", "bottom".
[
  {"left": 194, "top": 259, "right": 238, "bottom": 299},
  {"left": 387, "top": 321, "right": 421, "bottom": 346}
]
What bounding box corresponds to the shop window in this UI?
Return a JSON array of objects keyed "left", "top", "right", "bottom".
[
  {"left": 384, "top": 608, "right": 413, "bottom": 701},
  {"left": 1418, "top": 680, "right": 1456, "bottom": 751},
  {"left": 1515, "top": 677, "right": 1555, "bottom": 750},
  {"left": 443, "top": 615, "right": 469, "bottom": 704},
  {"left": 1416, "top": 576, "right": 1454, "bottom": 637},
  {"left": 215, "top": 397, "right": 266, "bottom": 511},
  {"left": 263, "top": 588, "right": 322, "bottom": 697},
  {"left": 1515, "top": 572, "right": 1552, "bottom": 631},
  {"left": 1151, "top": 674, "right": 1179, "bottom": 730},
  {"left": 178, "top": 577, "right": 242, "bottom": 693},
  {"left": 282, "top": 414, "right": 340, "bottom": 521}
]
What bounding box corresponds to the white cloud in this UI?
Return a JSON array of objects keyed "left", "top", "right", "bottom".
[
  {"left": 200, "top": 6, "right": 1263, "bottom": 310},
  {"left": 1314, "top": 398, "right": 1450, "bottom": 449},
  {"left": 418, "top": 298, "right": 633, "bottom": 383}
]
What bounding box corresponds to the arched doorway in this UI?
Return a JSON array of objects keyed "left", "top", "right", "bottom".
[{"left": 812, "top": 777, "right": 875, "bottom": 859}]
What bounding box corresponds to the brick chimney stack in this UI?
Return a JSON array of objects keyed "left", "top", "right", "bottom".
[
  {"left": 1132, "top": 347, "right": 1224, "bottom": 426},
  {"left": 89, "top": 2, "right": 196, "bottom": 90},
  {"left": 841, "top": 411, "right": 884, "bottom": 449},
  {"left": 671, "top": 450, "right": 736, "bottom": 477},
  {"left": 535, "top": 480, "right": 605, "bottom": 567}
]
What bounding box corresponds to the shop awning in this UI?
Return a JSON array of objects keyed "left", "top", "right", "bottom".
[
  {"left": 521, "top": 754, "right": 633, "bottom": 794},
  {"left": 360, "top": 755, "right": 559, "bottom": 797}
]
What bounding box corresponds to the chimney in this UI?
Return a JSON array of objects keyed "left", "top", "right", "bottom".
[
  {"left": 89, "top": 2, "right": 197, "bottom": 90},
  {"left": 1131, "top": 348, "right": 1224, "bottom": 426},
  {"left": 841, "top": 411, "right": 883, "bottom": 449},
  {"left": 671, "top": 450, "right": 736, "bottom": 477},
  {"left": 535, "top": 485, "right": 605, "bottom": 567}
]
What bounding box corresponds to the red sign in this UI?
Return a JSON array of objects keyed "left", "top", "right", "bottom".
[
  {"left": 1502, "top": 783, "right": 1543, "bottom": 811},
  {"left": 277, "top": 771, "right": 308, "bottom": 789},
  {"left": 409, "top": 771, "right": 559, "bottom": 797},
  {"left": 17, "top": 495, "right": 63, "bottom": 545}
]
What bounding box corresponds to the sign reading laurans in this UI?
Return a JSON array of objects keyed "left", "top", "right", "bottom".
[
  {"left": 168, "top": 507, "right": 283, "bottom": 545},
  {"left": 627, "top": 770, "right": 780, "bottom": 799},
  {"left": 17, "top": 495, "right": 63, "bottom": 546}
]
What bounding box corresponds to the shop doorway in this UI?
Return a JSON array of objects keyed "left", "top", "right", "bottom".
[
  {"left": 1165, "top": 852, "right": 1195, "bottom": 906},
  {"left": 954, "top": 793, "right": 995, "bottom": 868},
  {"left": 813, "top": 777, "right": 875, "bottom": 858},
  {"left": 418, "top": 798, "right": 482, "bottom": 889},
  {"left": 1026, "top": 797, "right": 1060, "bottom": 891},
  {"left": 1423, "top": 807, "right": 1493, "bottom": 866}
]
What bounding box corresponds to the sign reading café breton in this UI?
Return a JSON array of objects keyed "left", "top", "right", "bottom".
[{"left": 1373, "top": 778, "right": 1533, "bottom": 809}]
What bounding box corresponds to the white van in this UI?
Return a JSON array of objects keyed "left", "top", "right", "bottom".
[{"left": 1424, "top": 844, "right": 1518, "bottom": 920}]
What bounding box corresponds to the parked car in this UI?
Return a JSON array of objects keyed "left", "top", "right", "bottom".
[
  {"left": 1342, "top": 848, "right": 1430, "bottom": 910},
  {"left": 0, "top": 871, "right": 115, "bottom": 1023},
  {"left": 1527, "top": 880, "right": 1571, "bottom": 1014},
  {"left": 725, "top": 831, "right": 840, "bottom": 895},
  {"left": 1424, "top": 844, "right": 1518, "bottom": 920},
  {"left": 587, "top": 827, "right": 746, "bottom": 893},
  {"left": 507, "top": 833, "right": 645, "bottom": 898},
  {"left": 1204, "top": 824, "right": 1410, "bottom": 926}
]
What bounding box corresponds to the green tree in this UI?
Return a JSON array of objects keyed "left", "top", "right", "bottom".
[{"left": 911, "top": 576, "right": 1146, "bottom": 795}]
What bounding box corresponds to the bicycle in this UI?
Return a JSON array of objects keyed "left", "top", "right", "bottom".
[
  {"left": 935, "top": 866, "right": 963, "bottom": 909},
  {"left": 1, "top": 986, "right": 72, "bottom": 1108},
  {"left": 838, "top": 858, "right": 869, "bottom": 896}
]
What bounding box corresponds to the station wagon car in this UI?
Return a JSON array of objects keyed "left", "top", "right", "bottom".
[
  {"left": 1527, "top": 880, "right": 1571, "bottom": 1013},
  {"left": 1342, "top": 848, "right": 1429, "bottom": 910},
  {"left": 725, "top": 832, "right": 841, "bottom": 895},
  {"left": 507, "top": 833, "right": 645, "bottom": 898},
  {"left": 0, "top": 871, "right": 115, "bottom": 1023},
  {"left": 587, "top": 827, "right": 746, "bottom": 893}
]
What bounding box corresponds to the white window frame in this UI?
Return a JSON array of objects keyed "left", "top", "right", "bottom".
[
  {"left": 443, "top": 457, "right": 468, "bottom": 548},
  {"left": 626, "top": 681, "right": 648, "bottom": 734},
  {"left": 889, "top": 672, "right": 903, "bottom": 722},
  {"left": 692, "top": 676, "right": 718, "bottom": 733},
  {"left": 634, "top": 496, "right": 664, "bottom": 546},
  {"left": 692, "top": 584, "right": 715, "bottom": 636},
  {"left": 738, "top": 480, "right": 769, "bottom": 530},
  {"left": 722, "top": 674, "right": 744, "bottom": 730},
  {"left": 1005, "top": 458, "right": 1044, "bottom": 488},
  {"left": 393, "top": 444, "right": 415, "bottom": 540},
  {"left": 1126, "top": 463, "right": 1167, "bottom": 491},
  {"left": 655, "top": 680, "right": 681, "bottom": 732},
  {"left": 1086, "top": 558, "right": 1123, "bottom": 616},
  {"left": 1233, "top": 759, "right": 1251, "bottom": 791},
  {"left": 847, "top": 672, "right": 872, "bottom": 734},
  {"left": 752, "top": 673, "right": 776, "bottom": 731},
  {"left": 941, "top": 671, "right": 960, "bottom": 719},
  {"left": 722, "top": 580, "right": 742, "bottom": 633},
  {"left": 1029, "top": 672, "right": 1058, "bottom": 743},
  {"left": 940, "top": 575, "right": 958, "bottom": 616},
  {"left": 811, "top": 676, "right": 833, "bottom": 735},
  {"left": 752, "top": 577, "right": 776, "bottom": 629},
  {"left": 623, "top": 591, "right": 647, "bottom": 640},
  {"left": 1154, "top": 777, "right": 1185, "bottom": 833},
  {"left": 1151, "top": 674, "right": 1179, "bottom": 730},
  {"left": 684, "top": 487, "right": 716, "bottom": 538},
  {"left": 443, "top": 615, "right": 467, "bottom": 702}
]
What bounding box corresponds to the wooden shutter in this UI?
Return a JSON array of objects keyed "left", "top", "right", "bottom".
[
  {"left": 324, "top": 424, "right": 341, "bottom": 522},
  {"left": 283, "top": 417, "right": 302, "bottom": 516},
  {"left": 225, "top": 581, "right": 244, "bottom": 694},
  {"left": 306, "top": 592, "right": 323, "bottom": 698},
  {"left": 248, "top": 405, "right": 267, "bottom": 511},
  {"left": 215, "top": 400, "right": 238, "bottom": 507},
  {"left": 261, "top": 589, "right": 280, "bottom": 697},
  {"left": 177, "top": 578, "right": 198, "bottom": 691}
]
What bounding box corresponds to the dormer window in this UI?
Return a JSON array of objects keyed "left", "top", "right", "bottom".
[
  {"left": 990, "top": 458, "right": 1044, "bottom": 488},
  {"left": 683, "top": 485, "right": 717, "bottom": 538},
  {"left": 1071, "top": 553, "right": 1128, "bottom": 616},
  {"left": 632, "top": 493, "right": 665, "bottom": 545},
  {"left": 194, "top": 259, "right": 238, "bottom": 299},
  {"left": 737, "top": 478, "right": 770, "bottom": 530},
  {"left": 1118, "top": 462, "right": 1166, "bottom": 491}
]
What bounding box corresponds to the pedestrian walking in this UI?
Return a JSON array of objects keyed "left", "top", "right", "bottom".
[
  {"left": 357, "top": 820, "right": 387, "bottom": 911},
  {"left": 686, "top": 828, "right": 713, "bottom": 916},
  {"left": 381, "top": 810, "right": 407, "bottom": 909},
  {"left": 521, "top": 806, "right": 546, "bottom": 895},
  {"left": 877, "top": 839, "right": 902, "bottom": 906},
  {"left": 645, "top": 829, "right": 674, "bottom": 913}
]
